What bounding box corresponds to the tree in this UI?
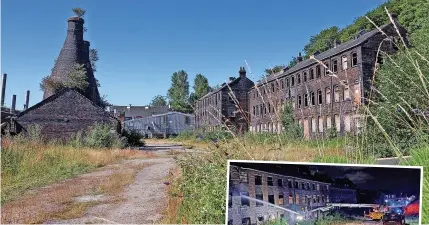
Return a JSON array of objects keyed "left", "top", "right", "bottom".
[
  {"left": 40, "top": 64, "right": 89, "bottom": 94},
  {"left": 262, "top": 65, "right": 285, "bottom": 79},
  {"left": 288, "top": 56, "right": 298, "bottom": 68},
  {"left": 167, "top": 70, "right": 191, "bottom": 113},
  {"left": 72, "top": 8, "right": 86, "bottom": 18},
  {"left": 193, "top": 74, "right": 211, "bottom": 99},
  {"left": 281, "top": 102, "right": 303, "bottom": 139},
  {"left": 303, "top": 26, "right": 340, "bottom": 56},
  {"left": 89, "top": 48, "right": 99, "bottom": 72},
  {"left": 150, "top": 95, "right": 168, "bottom": 107}
]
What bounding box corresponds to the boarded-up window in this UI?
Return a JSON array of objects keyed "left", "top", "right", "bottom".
[
  {"left": 311, "top": 117, "right": 316, "bottom": 132},
  {"left": 289, "top": 194, "right": 293, "bottom": 204},
  {"left": 334, "top": 86, "right": 340, "bottom": 102},
  {"left": 295, "top": 194, "right": 300, "bottom": 204},
  {"left": 317, "top": 184, "right": 320, "bottom": 191},
  {"left": 342, "top": 56, "right": 348, "bottom": 70},
  {"left": 327, "top": 116, "right": 332, "bottom": 129},
  {"left": 326, "top": 88, "right": 331, "bottom": 104},
  {"left": 318, "top": 116, "right": 324, "bottom": 132},
  {"left": 344, "top": 114, "right": 351, "bottom": 132},
  {"left": 292, "top": 97, "right": 296, "bottom": 109},
  {"left": 302, "top": 196, "right": 306, "bottom": 204},
  {"left": 344, "top": 86, "right": 350, "bottom": 100},
  {"left": 335, "top": 114, "right": 340, "bottom": 132},
  {"left": 303, "top": 119, "right": 309, "bottom": 137}
]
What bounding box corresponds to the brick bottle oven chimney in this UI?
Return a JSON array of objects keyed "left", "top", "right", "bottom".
[
  {"left": 239, "top": 66, "right": 246, "bottom": 78},
  {"left": 43, "top": 16, "right": 100, "bottom": 104}
]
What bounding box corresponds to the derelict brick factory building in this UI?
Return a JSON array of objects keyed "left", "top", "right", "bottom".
[
  {"left": 194, "top": 17, "right": 408, "bottom": 138},
  {"left": 227, "top": 165, "right": 357, "bottom": 225},
  {"left": 14, "top": 16, "right": 120, "bottom": 140},
  {"left": 194, "top": 67, "right": 254, "bottom": 133}
]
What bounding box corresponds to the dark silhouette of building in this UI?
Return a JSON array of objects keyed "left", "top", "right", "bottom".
[
  {"left": 194, "top": 67, "right": 254, "bottom": 133},
  {"left": 43, "top": 16, "right": 100, "bottom": 105},
  {"left": 15, "top": 88, "right": 119, "bottom": 141}
]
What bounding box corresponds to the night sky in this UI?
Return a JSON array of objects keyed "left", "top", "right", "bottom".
[{"left": 230, "top": 161, "right": 422, "bottom": 198}]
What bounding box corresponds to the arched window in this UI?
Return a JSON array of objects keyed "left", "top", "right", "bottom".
[
  {"left": 310, "top": 68, "right": 314, "bottom": 80},
  {"left": 311, "top": 92, "right": 315, "bottom": 106},
  {"left": 303, "top": 71, "right": 307, "bottom": 82},
  {"left": 297, "top": 73, "right": 301, "bottom": 84},
  {"left": 316, "top": 65, "right": 321, "bottom": 78},
  {"left": 304, "top": 94, "right": 309, "bottom": 107},
  {"left": 318, "top": 89, "right": 323, "bottom": 105},
  {"left": 351, "top": 53, "right": 358, "bottom": 67}
]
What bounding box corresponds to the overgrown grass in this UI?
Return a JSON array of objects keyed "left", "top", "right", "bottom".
[{"left": 1, "top": 128, "right": 147, "bottom": 204}]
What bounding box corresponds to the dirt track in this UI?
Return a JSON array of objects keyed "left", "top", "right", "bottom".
[{"left": 1, "top": 144, "right": 183, "bottom": 224}]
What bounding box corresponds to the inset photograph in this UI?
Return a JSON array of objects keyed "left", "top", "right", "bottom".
[{"left": 226, "top": 160, "right": 422, "bottom": 225}]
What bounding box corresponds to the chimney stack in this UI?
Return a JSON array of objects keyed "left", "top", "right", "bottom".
[
  {"left": 1, "top": 73, "right": 7, "bottom": 106},
  {"left": 297, "top": 52, "right": 303, "bottom": 63},
  {"left": 10, "top": 94, "right": 16, "bottom": 114},
  {"left": 239, "top": 66, "right": 246, "bottom": 78},
  {"left": 24, "top": 90, "right": 30, "bottom": 110}
]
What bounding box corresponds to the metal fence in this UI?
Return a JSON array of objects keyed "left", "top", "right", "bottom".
[{"left": 123, "top": 111, "right": 194, "bottom": 138}]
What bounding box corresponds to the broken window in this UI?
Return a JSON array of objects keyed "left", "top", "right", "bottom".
[
  {"left": 267, "top": 176, "right": 273, "bottom": 186},
  {"left": 310, "top": 68, "right": 314, "bottom": 80},
  {"left": 304, "top": 94, "right": 308, "bottom": 107},
  {"left": 241, "top": 192, "right": 250, "bottom": 206},
  {"left": 297, "top": 96, "right": 301, "bottom": 109},
  {"left": 297, "top": 73, "right": 301, "bottom": 84},
  {"left": 334, "top": 86, "right": 340, "bottom": 102},
  {"left": 286, "top": 78, "right": 290, "bottom": 88},
  {"left": 279, "top": 194, "right": 284, "bottom": 205},
  {"left": 326, "top": 88, "right": 331, "bottom": 104},
  {"left": 342, "top": 56, "right": 348, "bottom": 70},
  {"left": 351, "top": 52, "right": 358, "bottom": 67},
  {"left": 289, "top": 194, "right": 293, "bottom": 204},
  {"left": 318, "top": 89, "right": 322, "bottom": 105},
  {"left": 268, "top": 195, "right": 275, "bottom": 205},
  {"left": 255, "top": 175, "right": 262, "bottom": 185},
  {"left": 316, "top": 65, "right": 321, "bottom": 78},
  {"left": 333, "top": 59, "right": 338, "bottom": 72},
  {"left": 242, "top": 218, "right": 251, "bottom": 225},
  {"left": 291, "top": 75, "right": 295, "bottom": 86},
  {"left": 278, "top": 179, "right": 283, "bottom": 187},
  {"left": 256, "top": 193, "right": 263, "bottom": 206},
  {"left": 311, "top": 92, "right": 315, "bottom": 106},
  {"left": 303, "top": 71, "right": 307, "bottom": 82}
]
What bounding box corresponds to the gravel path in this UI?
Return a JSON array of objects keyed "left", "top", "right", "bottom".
[{"left": 46, "top": 153, "right": 177, "bottom": 224}]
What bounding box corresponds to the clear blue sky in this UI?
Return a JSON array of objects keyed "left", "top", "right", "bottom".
[{"left": 2, "top": 0, "right": 387, "bottom": 109}]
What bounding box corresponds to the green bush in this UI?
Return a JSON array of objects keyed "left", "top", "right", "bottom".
[
  {"left": 121, "top": 129, "right": 145, "bottom": 147},
  {"left": 84, "top": 123, "right": 121, "bottom": 149}
]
